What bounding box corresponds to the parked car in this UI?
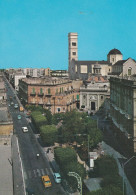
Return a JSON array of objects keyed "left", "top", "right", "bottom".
[
  {"left": 17, "top": 115, "right": 21, "bottom": 120},
  {"left": 14, "top": 104, "right": 18, "bottom": 108},
  {"left": 53, "top": 173, "right": 61, "bottom": 183},
  {"left": 22, "top": 127, "right": 28, "bottom": 132}
]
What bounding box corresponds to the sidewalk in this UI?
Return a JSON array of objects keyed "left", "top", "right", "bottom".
[
  {"left": 0, "top": 139, "right": 13, "bottom": 195},
  {"left": 12, "top": 135, "right": 25, "bottom": 195}
]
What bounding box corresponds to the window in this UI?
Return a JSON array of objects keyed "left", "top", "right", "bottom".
[
  {"left": 128, "top": 68, "right": 132, "bottom": 76},
  {"left": 72, "top": 42, "right": 76, "bottom": 46},
  {"left": 32, "top": 88, "right": 35, "bottom": 94},
  {"left": 112, "top": 58, "right": 114, "bottom": 62},
  {"left": 80, "top": 65, "right": 87, "bottom": 73},
  {"left": 48, "top": 88, "right": 51, "bottom": 94},
  {"left": 75, "top": 65, "right": 77, "bottom": 73},
  {"left": 72, "top": 52, "right": 76, "bottom": 55},
  {"left": 57, "top": 108, "right": 60, "bottom": 112},
  {"left": 77, "top": 94, "right": 79, "bottom": 100},
  {"left": 101, "top": 96, "right": 103, "bottom": 100},
  {"left": 40, "top": 88, "right": 43, "bottom": 94},
  {"left": 56, "top": 88, "right": 58, "bottom": 94}
]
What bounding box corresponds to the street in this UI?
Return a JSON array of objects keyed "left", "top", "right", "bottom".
[{"left": 5, "top": 79, "right": 64, "bottom": 195}]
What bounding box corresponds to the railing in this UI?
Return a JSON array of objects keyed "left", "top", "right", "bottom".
[{"left": 30, "top": 92, "right": 36, "bottom": 96}]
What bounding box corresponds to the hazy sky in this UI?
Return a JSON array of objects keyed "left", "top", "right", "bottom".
[{"left": 0, "top": 0, "right": 136, "bottom": 70}]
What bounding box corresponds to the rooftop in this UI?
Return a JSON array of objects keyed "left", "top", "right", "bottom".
[
  {"left": 21, "top": 77, "right": 72, "bottom": 85},
  {"left": 74, "top": 60, "right": 111, "bottom": 66},
  {"left": 108, "top": 48, "right": 122, "bottom": 55}
]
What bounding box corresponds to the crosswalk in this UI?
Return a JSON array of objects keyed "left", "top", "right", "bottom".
[
  {"left": 9, "top": 110, "right": 20, "bottom": 114},
  {"left": 24, "top": 167, "right": 53, "bottom": 180}
]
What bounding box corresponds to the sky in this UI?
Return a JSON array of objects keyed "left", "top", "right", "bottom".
[{"left": 0, "top": 0, "right": 136, "bottom": 70}]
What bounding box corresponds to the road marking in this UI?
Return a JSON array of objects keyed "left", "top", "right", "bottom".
[
  {"left": 33, "top": 170, "right": 37, "bottom": 177},
  {"left": 45, "top": 168, "right": 49, "bottom": 175},
  {"left": 50, "top": 168, "right": 53, "bottom": 175},
  {"left": 37, "top": 169, "right": 41, "bottom": 177},
  {"left": 41, "top": 169, "right": 45, "bottom": 176}
]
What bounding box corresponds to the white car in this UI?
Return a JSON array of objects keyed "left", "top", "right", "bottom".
[
  {"left": 14, "top": 104, "right": 18, "bottom": 108},
  {"left": 22, "top": 127, "right": 28, "bottom": 133}
]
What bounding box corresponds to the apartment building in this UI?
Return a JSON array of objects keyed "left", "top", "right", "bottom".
[{"left": 19, "top": 77, "right": 83, "bottom": 114}]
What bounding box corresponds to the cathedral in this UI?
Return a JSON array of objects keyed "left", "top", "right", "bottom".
[{"left": 68, "top": 32, "right": 126, "bottom": 80}]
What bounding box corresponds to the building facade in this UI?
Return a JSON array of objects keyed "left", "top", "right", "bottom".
[
  {"left": 14, "top": 74, "right": 26, "bottom": 91},
  {"left": 110, "top": 76, "right": 136, "bottom": 153},
  {"left": 19, "top": 77, "right": 83, "bottom": 114},
  {"left": 112, "top": 58, "right": 136, "bottom": 76},
  {"left": 50, "top": 70, "right": 69, "bottom": 77},
  {"left": 0, "top": 72, "right": 13, "bottom": 143},
  {"left": 80, "top": 75, "right": 110, "bottom": 113}
]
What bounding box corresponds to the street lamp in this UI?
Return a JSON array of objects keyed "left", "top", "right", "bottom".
[{"left": 122, "top": 156, "right": 136, "bottom": 195}]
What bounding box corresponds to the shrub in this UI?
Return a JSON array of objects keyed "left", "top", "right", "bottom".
[
  {"left": 40, "top": 125, "right": 58, "bottom": 146},
  {"left": 54, "top": 147, "right": 77, "bottom": 167},
  {"left": 31, "top": 111, "right": 47, "bottom": 131}
]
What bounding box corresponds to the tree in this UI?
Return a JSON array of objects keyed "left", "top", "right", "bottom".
[
  {"left": 58, "top": 110, "right": 85, "bottom": 142},
  {"left": 54, "top": 147, "right": 86, "bottom": 191},
  {"left": 40, "top": 125, "right": 58, "bottom": 146},
  {"left": 54, "top": 147, "right": 77, "bottom": 166},
  {"left": 31, "top": 111, "right": 47, "bottom": 131},
  {"left": 44, "top": 109, "right": 52, "bottom": 125}
]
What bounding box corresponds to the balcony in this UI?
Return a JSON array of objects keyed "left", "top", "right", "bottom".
[
  {"left": 46, "top": 102, "right": 52, "bottom": 106},
  {"left": 45, "top": 93, "right": 52, "bottom": 97},
  {"left": 30, "top": 92, "right": 36, "bottom": 96}
]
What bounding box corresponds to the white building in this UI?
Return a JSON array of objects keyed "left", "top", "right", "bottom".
[{"left": 14, "top": 74, "right": 26, "bottom": 91}]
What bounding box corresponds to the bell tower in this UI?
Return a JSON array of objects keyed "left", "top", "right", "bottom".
[{"left": 68, "top": 32, "right": 78, "bottom": 68}]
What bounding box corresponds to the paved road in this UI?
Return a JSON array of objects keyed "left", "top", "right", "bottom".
[{"left": 5, "top": 78, "right": 64, "bottom": 195}]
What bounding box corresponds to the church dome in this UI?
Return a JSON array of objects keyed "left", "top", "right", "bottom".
[{"left": 108, "top": 48, "right": 122, "bottom": 55}]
